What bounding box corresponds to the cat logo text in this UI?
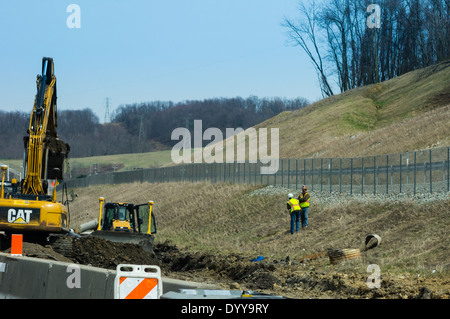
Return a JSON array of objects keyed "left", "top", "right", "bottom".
[{"left": 7, "top": 209, "right": 33, "bottom": 224}]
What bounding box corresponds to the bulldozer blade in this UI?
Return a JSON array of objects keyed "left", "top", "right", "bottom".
[{"left": 89, "top": 230, "right": 154, "bottom": 253}]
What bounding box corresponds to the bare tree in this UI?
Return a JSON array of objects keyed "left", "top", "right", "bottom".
[
  {"left": 320, "top": 0, "right": 353, "bottom": 91},
  {"left": 282, "top": 1, "right": 335, "bottom": 97},
  {"left": 284, "top": 0, "right": 449, "bottom": 94}
]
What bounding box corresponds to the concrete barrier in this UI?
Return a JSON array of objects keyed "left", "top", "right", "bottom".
[
  {"left": 0, "top": 252, "right": 220, "bottom": 299},
  {"left": 0, "top": 252, "right": 116, "bottom": 298}
]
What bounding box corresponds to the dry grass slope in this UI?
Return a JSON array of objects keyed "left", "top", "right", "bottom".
[
  {"left": 67, "top": 182, "right": 450, "bottom": 276},
  {"left": 253, "top": 60, "right": 450, "bottom": 159}
]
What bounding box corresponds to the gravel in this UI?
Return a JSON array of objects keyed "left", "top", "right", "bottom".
[{"left": 248, "top": 184, "right": 450, "bottom": 207}]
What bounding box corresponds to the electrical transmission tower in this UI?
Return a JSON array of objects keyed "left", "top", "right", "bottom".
[{"left": 104, "top": 97, "right": 111, "bottom": 123}]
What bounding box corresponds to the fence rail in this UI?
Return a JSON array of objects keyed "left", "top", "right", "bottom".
[{"left": 63, "top": 147, "right": 450, "bottom": 195}]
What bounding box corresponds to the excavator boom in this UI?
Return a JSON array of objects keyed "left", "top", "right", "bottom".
[{"left": 22, "top": 57, "right": 69, "bottom": 195}]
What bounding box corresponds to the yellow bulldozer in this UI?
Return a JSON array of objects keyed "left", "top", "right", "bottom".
[{"left": 77, "top": 197, "right": 157, "bottom": 253}]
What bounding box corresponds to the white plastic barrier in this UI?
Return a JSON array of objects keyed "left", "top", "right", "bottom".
[{"left": 114, "top": 264, "right": 162, "bottom": 299}]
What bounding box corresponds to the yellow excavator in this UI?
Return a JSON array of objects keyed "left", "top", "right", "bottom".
[
  {"left": 0, "top": 57, "right": 71, "bottom": 248},
  {"left": 77, "top": 198, "right": 157, "bottom": 253}
]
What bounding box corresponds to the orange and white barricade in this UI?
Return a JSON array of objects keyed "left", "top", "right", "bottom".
[{"left": 114, "top": 264, "right": 162, "bottom": 299}]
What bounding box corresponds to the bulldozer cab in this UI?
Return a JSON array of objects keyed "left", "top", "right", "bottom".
[
  {"left": 98, "top": 199, "right": 156, "bottom": 235},
  {"left": 103, "top": 203, "right": 134, "bottom": 232},
  {"left": 135, "top": 203, "right": 157, "bottom": 235},
  {"left": 90, "top": 198, "right": 156, "bottom": 253}
]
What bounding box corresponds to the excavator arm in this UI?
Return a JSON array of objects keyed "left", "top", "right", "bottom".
[{"left": 22, "top": 57, "right": 69, "bottom": 196}]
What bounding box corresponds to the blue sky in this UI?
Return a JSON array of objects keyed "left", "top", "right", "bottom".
[{"left": 0, "top": 0, "right": 322, "bottom": 122}]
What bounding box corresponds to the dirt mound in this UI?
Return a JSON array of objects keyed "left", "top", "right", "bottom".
[
  {"left": 2, "top": 242, "right": 73, "bottom": 263},
  {"left": 157, "top": 247, "right": 281, "bottom": 290},
  {"left": 1, "top": 236, "right": 283, "bottom": 292},
  {"left": 70, "top": 236, "right": 161, "bottom": 269}
]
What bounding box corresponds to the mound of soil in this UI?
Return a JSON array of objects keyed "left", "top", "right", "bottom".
[
  {"left": 2, "top": 242, "right": 73, "bottom": 263},
  {"left": 71, "top": 236, "right": 161, "bottom": 269}
]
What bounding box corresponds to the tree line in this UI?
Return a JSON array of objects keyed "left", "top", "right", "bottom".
[
  {"left": 111, "top": 96, "right": 309, "bottom": 150},
  {"left": 283, "top": 0, "right": 450, "bottom": 97},
  {"left": 0, "top": 96, "right": 309, "bottom": 159}
]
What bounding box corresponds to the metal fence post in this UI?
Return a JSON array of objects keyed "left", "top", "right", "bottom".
[
  {"left": 386, "top": 155, "right": 389, "bottom": 194},
  {"left": 329, "top": 158, "right": 332, "bottom": 193},
  {"left": 303, "top": 159, "right": 306, "bottom": 187},
  {"left": 350, "top": 158, "right": 353, "bottom": 195},
  {"left": 373, "top": 156, "right": 376, "bottom": 195},
  {"left": 429, "top": 149, "right": 432, "bottom": 193},
  {"left": 288, "top": 159, "right": 291, "bottom": 189},
  {"left": 361, "top": 157, "right": 364, "bottom": 195},
  {"left": 320, "top": 158, "right": 323, "bottom": 192},
  {"left": 414, "top": 151, "right": 417, "bottom": 195},
  {"left": 406, "top": 151, "right": 409, "bottom": 185},
  {"left": 400, "top": 153, "right": 402, "bottom": 193},
  {"left": 274, "top": 163, "right": 277, "bottom": 186}
]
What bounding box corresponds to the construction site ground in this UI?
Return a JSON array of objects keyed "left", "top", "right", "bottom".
[
  {"left": 2, "top": 182, "right": 449, "bottom": 299},
  {"left": 1, "top": 235, "right": 448, "bottom": 299}
]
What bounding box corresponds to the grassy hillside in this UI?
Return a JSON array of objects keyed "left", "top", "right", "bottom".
[
  {"left": 255, "top": 60, "right": 450, "bottom": 159},
  {"left": 159, "top": 60, "right": 450, "bottom": 164},
  {"left": 1, "top": 149, "right": 175, "bottom": 176},
  {"left": 66, "top": 150, "right": 174, "bottom": 173},
  {"left": 67, "top": 182, "right": 449, "bottom": 275}
]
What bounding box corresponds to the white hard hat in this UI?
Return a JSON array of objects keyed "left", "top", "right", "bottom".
[{"left": 288, "top": 193, "right": 293, "bottom": 199}]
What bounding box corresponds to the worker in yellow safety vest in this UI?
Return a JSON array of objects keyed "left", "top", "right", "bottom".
[
  {"left": 287, "top": 193, "right": 301, "bottom": 234},
  {"left": 298, "top": 185, "right": 310, "bottom": 229}
]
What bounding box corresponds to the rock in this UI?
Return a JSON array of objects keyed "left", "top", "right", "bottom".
[
  {"left": 230, "top": 282, "right": 241, "bottom": 290},
  {"left": 417, "top": 287, "right": 432, "bottom": 299}
]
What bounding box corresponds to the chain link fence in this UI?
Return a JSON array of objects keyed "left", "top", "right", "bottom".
[
  {"left": 0, "top": 163, "right": 22, "bottom": 182},
  {"left": 64, "top": 146, "right": 450, "bottom": 195}
]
